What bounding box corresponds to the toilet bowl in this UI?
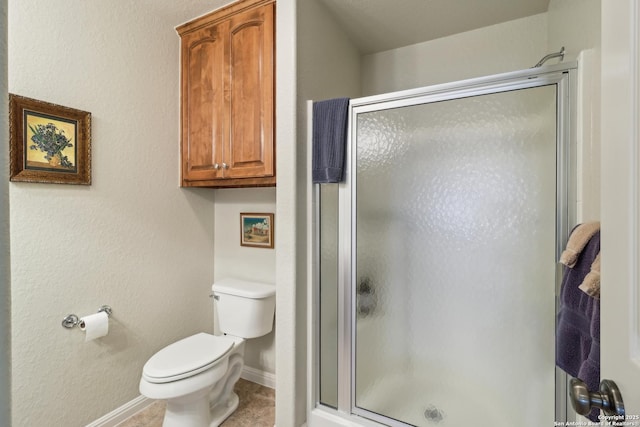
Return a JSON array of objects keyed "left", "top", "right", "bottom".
[{"left": 139, "top": 278, "right": 275, "bottom": 427}]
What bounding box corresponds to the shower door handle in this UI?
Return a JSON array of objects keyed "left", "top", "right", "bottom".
[{"left": 569, "top": 378, "right": 625, "bottom": 417}]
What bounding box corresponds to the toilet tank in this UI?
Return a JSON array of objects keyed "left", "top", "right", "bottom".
[{"left": 212, "top": 278, "right": 275, "bottom": 339}]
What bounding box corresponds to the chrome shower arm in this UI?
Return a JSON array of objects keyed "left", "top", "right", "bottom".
[{"left": 533, "top": 46, "right": 565, "bottom": 68}]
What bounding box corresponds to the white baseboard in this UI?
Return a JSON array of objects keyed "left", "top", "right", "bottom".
[
  {"left": 85, "top": 394, "right": 154, "bottom": 427},
  {"left": 241, "top": 365, "right": 276, "bottom": 389},
  {"left": 87, "top": 367, "right": 275, "bottom": 426}
]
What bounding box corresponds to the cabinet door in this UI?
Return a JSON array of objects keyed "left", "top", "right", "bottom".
[
  {"left": 181, "top": 21, "right": 227, "bottom": 182},
  {"left": 225, "top": 3, "right": 274, "bottom": 179}
]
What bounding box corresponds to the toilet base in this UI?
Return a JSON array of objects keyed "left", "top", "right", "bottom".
[
  {"left": 210, "top": 392, "right": 239, "bottom": 426},
  {"left": 161, "top": 387, "right": 212, "bottom": 427},
  {"left": 158, "top": 352, "right": 244, "bottom": 427},
  {"left": 161, "top": 391, "right": 239, "bottom": 427}
]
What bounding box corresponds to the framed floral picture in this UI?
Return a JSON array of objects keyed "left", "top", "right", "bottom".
[
  {"left": 240, "top": 213, "right": 274, "bottom": 248},
  {"left": 9, "top": 94, "right": 91, "bottom": 185}
]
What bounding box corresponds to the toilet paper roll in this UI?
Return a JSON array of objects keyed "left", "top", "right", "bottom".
[{"left": 79, "top": 311, "right": 109, "bottom": 342}]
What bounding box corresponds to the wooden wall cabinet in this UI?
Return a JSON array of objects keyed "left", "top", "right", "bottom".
[{"left": 177, "top": 0, "right": 275, "bottom": 188}]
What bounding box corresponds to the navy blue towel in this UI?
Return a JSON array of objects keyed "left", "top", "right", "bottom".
[
  {"left": 312, "top": 98, "right": 350, "bottom": 183},
  {"left": 556, "top": 230, "right": 600, "bottom": 422}
]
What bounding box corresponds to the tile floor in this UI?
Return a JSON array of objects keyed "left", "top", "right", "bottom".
[{"left": 116, "top": 379, "right": 275, "bottom": 427}]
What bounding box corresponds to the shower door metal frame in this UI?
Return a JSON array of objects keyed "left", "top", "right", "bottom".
[{"left": 309, "top": 62, "right": 578, "bottom": 427}]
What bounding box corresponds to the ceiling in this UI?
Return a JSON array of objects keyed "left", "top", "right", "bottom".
[
  {"left": 317, "top": 0, "right": 551, "bottom": 54},
  {"left": 136, "top": 0, "right": 232, "bottom": 27},
  {"left": 139, "top": 0, "right": 550, "bottom": 55}
]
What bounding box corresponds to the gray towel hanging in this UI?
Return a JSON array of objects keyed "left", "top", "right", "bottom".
[{"left": 312, "top": 97, "right": 350, "bottom": 183}]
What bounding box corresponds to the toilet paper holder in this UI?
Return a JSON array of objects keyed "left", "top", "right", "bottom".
[{"left": 61, "top": 305, "right": 112, "bottom": 329}]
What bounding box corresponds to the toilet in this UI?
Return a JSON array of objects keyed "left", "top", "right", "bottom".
[{"left": 139, "top": 278, "right": 276, "bottom": 427}]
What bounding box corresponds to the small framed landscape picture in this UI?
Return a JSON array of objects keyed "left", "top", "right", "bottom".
[
  {"left": 240, "top": 213, "right": 274, "bottom": 248},
  {"left": 9, "top": 94, "right": 91, "bottom": 185}
]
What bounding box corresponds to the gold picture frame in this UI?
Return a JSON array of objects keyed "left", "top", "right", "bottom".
[
  {"left": 240, "top": 213, "right": 274, "bottom": 248},
  {"left": 9, "top": 94, "right": 91, "bottom": 185}
]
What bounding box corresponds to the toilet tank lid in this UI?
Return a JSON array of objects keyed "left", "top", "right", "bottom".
[{"left": 212, "top": 278, "right": 275, "bottom": 299}]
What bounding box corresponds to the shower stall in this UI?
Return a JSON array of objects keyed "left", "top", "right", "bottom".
[{"left": 309, "top": 63, "right": 578, "bottom": 426}]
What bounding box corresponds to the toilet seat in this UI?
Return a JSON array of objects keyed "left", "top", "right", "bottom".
[{"left": 142, "top": 333, "right": 235, "bottom": 384}]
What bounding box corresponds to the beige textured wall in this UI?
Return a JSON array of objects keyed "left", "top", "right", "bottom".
[
  {"left": 214, "top": 188, "right": 276, "bottom": 375},
  {"left": 8, "top": 1, "right": 220, "bottom": 425},
  {"left": 361, "top": 13, "right": 548, "bottom": 95},
  {"left": 275, "top": 0, "right": 300, "bottom": 423},
  {"left": 0, "top": 0, "right": 10, "bottom": 425},
  {"left": 547, "top": 0, "right": 601, "bottom": 222},
  {"left": 294, "top": 0, "right": 362, "bottom": 424}
]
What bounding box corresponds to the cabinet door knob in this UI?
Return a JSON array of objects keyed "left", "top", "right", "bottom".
[
  {"left": 213, "top": 163, "right": 220, "bottom": 170},
  {"left": 222, "top": 163, "right": 229, "bottom": 169}
]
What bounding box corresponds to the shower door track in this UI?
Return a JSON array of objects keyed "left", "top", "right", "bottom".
[{"left": 309, "top": 61, "right": 578, "bottom": 427}]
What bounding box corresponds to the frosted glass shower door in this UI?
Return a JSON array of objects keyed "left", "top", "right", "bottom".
[{"left": 353, "top": 85, "right": 560, "bottom": 427}]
